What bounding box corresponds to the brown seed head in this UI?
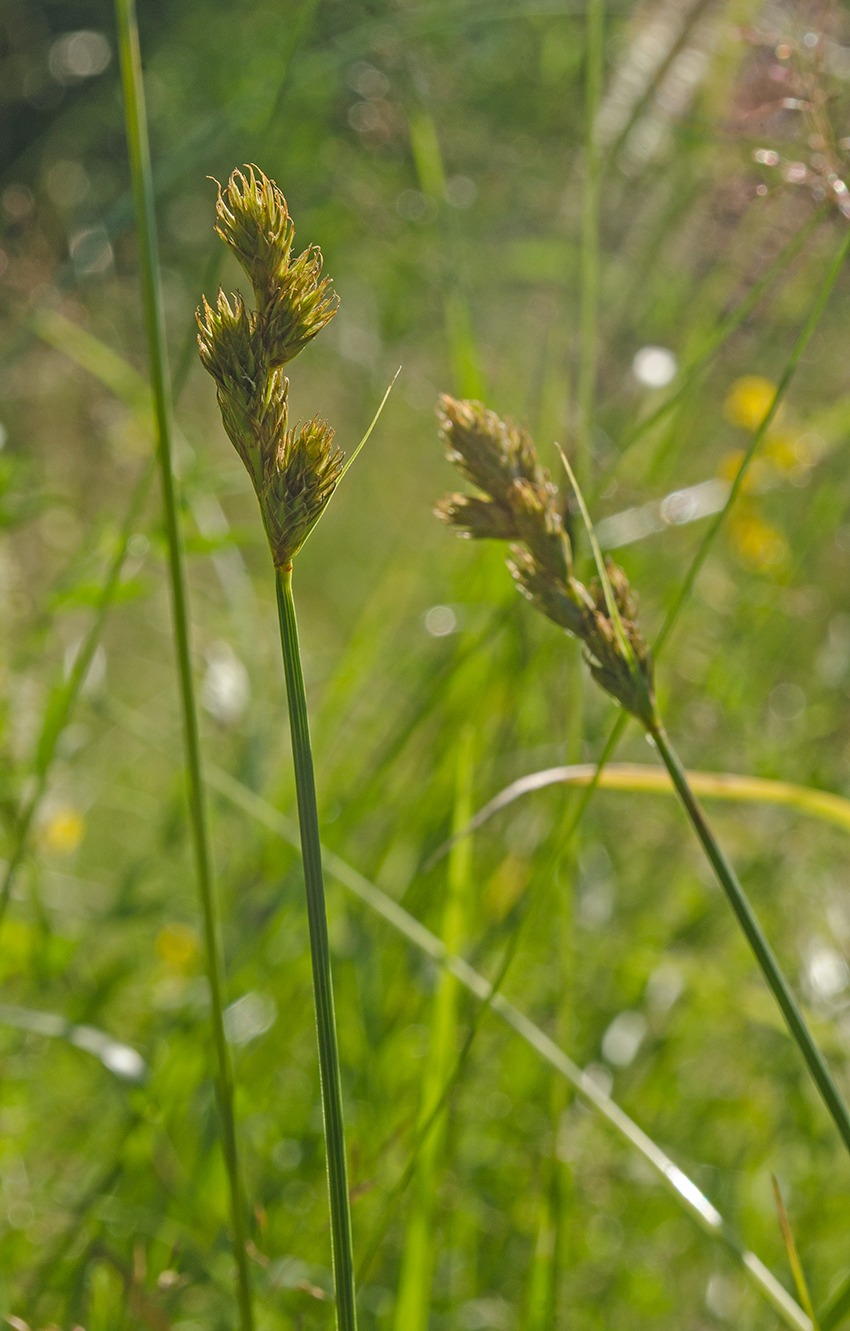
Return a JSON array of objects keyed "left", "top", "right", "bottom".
[{"left": 436, "top": 394, "right": 570, "bottom": 582}]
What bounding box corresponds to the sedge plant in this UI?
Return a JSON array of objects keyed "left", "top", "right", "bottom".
[
  {"left": 434, "top": 394, "right": 850, "bottom": 1161},
  {"left": 197, "top": 165, "right": 358, "bottom": 1331}
]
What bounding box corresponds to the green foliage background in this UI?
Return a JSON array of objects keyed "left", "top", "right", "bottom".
[{"left": 2, "top": 0, "right": 850, "bottom": 1326}]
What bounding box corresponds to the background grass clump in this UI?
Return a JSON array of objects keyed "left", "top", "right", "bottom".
[{"left": 3, "top": 0, "right": 850, "bottom": 1326}]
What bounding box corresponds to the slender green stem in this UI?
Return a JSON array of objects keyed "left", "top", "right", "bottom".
[
  {"left": 114, "top": 1, "right": 253, "bottom": 1325},
  {"left": 275, "top": 564, "right": 357, "bottom": 1331},
  {"left": 577, "top": 0, "right": 604, "bottom": 483},
  {"left": 650, "top": 722, "right": 850, "bottom": 1157}
]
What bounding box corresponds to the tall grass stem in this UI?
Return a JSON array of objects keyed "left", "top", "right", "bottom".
[
  {"left": 274, "top": 564, "right": 357, "bottom": 1331},
  {"left": 114, "top": 1, "right": 254, "bottom": 1324}
]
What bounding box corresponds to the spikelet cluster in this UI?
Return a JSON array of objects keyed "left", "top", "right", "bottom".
[
  {"left": 197, "top": 166, "right": 342, "bottom": 568},
  {"left": 435, "top": 395, "right": 656, "bottom": 727}
]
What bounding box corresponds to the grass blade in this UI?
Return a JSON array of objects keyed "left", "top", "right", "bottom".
[
  {"left": 339, "top": 368, "right": 401, "bottom": 480},
  {"left": 393, "top": 727, "right": 475, "bottom": 1331},
  {"left": 773, "top": 1176, "right": 820, "bottom": 1329},
  {"left": 114, "top": 1, "right": 254, "bottom": 1324},
  {"left": 275, "top": 565, "right": 357, "bottom": 1331}
]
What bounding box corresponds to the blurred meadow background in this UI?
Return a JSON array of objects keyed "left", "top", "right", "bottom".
[{"left": 4, "top": 0, "right": 850, "bottom": 1326}]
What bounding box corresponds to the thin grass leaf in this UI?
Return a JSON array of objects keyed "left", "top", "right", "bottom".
[
  {"left": 393, "top": 727, "right": 475, "bottom": 1331},
  {"left": 773, "top": 1176, "right": 820, "bottom": 1329},
  {"left": 558, "top": 445, "right": 634, "bottom": 667},
  {"left": 339, "top": 368, "right": 401, "bottom": 480}
]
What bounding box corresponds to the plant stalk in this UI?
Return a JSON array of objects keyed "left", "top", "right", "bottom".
[
  {"left": 114, "top": 1, "right": 253, "bottom": 1325},
  {"left": 275, "top": 563, "right": 357, "bottom": 1331},
  {"left": 650, "top": 721, "right": 850, "bottom": 1157}
]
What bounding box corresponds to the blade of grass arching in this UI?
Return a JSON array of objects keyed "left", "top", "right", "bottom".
[
  {"left": 199, "top": 764, "right": 811, "bottom": 1331},
  {"left": 274, "top": 566, "right": 357, "bottom": 1331},
  {"left": 114, "top": 2, "right": 254, "bottom": 1327},
  {"left": 0, "top": 460, "right": 153, "bottom": 925},
  {"left": 613, "top": 207, "right": 825, "bottom": 465},
  {"left": 577, "top": 0, "right": 604, "bottom": 484},
  {"left": 426, "top": 761, "right": 850, "bottom": 860},
  {"left": 408, "top": 109, "right": 484, "bottom": 398},
  {"left": 773, "top": 1177, "right": 820, "bottom": 1329},
  {"left": 392, "top": 727, "right": 475, "bottom": 1331}
]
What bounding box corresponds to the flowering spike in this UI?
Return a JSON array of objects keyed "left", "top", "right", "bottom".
[
  {"left": 435, "top": 395, "right": 657, "bottom": 726},
  {"left": 213, "top": 165, "right": 338, "bottom": 366},
  {"left": 198, "top": 167, "right": 343, "bottom": 567}
]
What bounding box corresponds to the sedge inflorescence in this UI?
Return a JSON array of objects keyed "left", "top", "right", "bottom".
[
  {"left": 197, "top": 165, "right": 342, "bottom": 568},
  {"left": 435, "top": 395, "right": 657, "bottom": 728}
]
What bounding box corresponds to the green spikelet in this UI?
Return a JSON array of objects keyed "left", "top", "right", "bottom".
[{"left": 197, "top": 165, "right": 342, "bottom": 568}]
